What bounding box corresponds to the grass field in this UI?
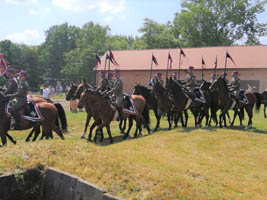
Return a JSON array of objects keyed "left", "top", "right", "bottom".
[{"left": 0, "top": 109, "right": 267, "bottom": 200}]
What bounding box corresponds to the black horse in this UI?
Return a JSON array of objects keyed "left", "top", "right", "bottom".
[
  {"left": 165, "top": 78, "right": 212, "bottom": 127},
  {"left": 210, "top": 76, "right": 260, "bottom": 128},
  {"left": 254, "top": 91, "right": 267, "bottom": 118},
  {"left": 132, "top": 83, "right": 159, "bottom": 131}
]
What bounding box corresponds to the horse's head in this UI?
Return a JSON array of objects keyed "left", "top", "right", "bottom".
[
  {"left": 133, "top": 83, "right": 141, "bottom": 95},
  {"left": 77, "top": 88, "right": 95, "bottom": 109},
  {"left": 209, "top": 76, "right": 224, "bottom": 92},
  {"left": 165, "top": 77, "right": 173, "bottom": 93},
  {"left": 66, "top": 82, "right": 78, "bottom": 101},
  {"left": 74, "top": 80, "right": 92, "bottom": 100},
  {"left": 152, "top": 79, "right": 165, "bottom": 95}
]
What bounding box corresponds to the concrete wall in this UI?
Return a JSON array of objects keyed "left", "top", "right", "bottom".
[
  {"left": 0, "top": 168, "right": 122, "bottom": 200},
  {"left": 97, "top": 68, "right": 267, "bottom": 93}
]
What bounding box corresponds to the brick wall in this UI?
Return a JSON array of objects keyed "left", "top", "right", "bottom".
[{"left": 97, "top": 68, "right": 267, "bottom": 93}]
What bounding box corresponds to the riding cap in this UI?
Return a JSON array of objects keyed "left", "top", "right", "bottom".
[
  {"left": 6, "top": 68, "right": 16, "bottom": 75},
  {"left": 157, "top": 72, "right": 162, "bottom": 77},
  {"left": 114, "top": 68, "right": 120, "bottom": 74},
  {"left": 188, "top": 66, "right": 194, "bottom": 71},
  {"left": 232, "top": 71, "right": 238, "bottom": 76},
  {"left": 211, "top": 73, "right": 216, "bottom": 78},
  {"left": 172, "top": 71, "right": 177, "bottom": 76},
  {"left": 18, "top": 71, "right": 27, "bottom": 78}
]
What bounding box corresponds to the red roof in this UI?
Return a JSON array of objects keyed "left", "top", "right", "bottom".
[{"left": 96, "top": 45, "right": 267, "bottom": 71}]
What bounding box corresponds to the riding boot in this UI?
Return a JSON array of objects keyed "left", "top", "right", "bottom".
[
  {"left": 117, "top": 107, "right": 124, "bottom": 122},
  {"left": 11, "top": 110, "right": 22, "bottom": 129}
]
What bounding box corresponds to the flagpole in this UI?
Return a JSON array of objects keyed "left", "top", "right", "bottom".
[
  {"left": 214, "top": 55, "right": 217, "bottom": 75},
  {"left": 178, "top": 50, "right": 182, "bottom": 80},
  {"left": 201, "top": 57, "right": 204, "bottom": 81},
  {"left": 149, "top": 53, "right": 154, "bottom": 84},
  {"left": 107, "top": 50, "right": 111, "bottom": 82},
  {"left": 224, "top": 51, "right": 228, "bottom": 74},
  {"left": 166, "top": 52, "right": 170, "bottom": 80}
]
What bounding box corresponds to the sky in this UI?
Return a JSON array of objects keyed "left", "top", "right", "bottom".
[{"left": 0, "top": 0, "right": 267, "bottom": 46}]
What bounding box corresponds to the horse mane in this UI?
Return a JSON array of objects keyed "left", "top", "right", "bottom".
[{"left": 219, "top": 76, "right": 230, "bottom": 92}]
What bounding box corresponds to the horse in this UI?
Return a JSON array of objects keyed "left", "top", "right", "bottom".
[
  {"left": 254, "top": 91, "right": 267, "bottom": 118},
  {"left": 132, "top": 83, "right": 159, "bottom": 131},
  {"left": 165, "top": 78, "right": 209, "bottom": 127},
  {"left": 78, "top": 88, "right": 150, "bottom": 143},
  {"left": 152, "top": 79, "right": 174, "bottom": 131},
  {"left": 199, "top": 81, "right": 232, "bottom": 126},
  {"left": 24, "top": 96, "right": 68, "bottom": 142},
  {"left": 0, "top": 93, "right": 65, "bottom": 146},
  {"left": 209, "top": 76, "right": 260, "bottom": 128}
]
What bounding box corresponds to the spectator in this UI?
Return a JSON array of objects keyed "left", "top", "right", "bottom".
[{"left": 42, "top": 84, "right": 51, "bottom": 100}]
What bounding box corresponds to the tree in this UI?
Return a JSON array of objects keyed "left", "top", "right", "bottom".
[
  {"left": 173, "top": 0, "right": 267, "bottom": 47},
  {"left": 138, "top": 18, "right": 180, "bottom": 49}
]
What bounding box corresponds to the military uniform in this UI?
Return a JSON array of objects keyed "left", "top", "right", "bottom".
[
  {"left": 157, "top": 77, "right": 164, "bottom": 85},
  {"left": 231, "top": 76, "right": 240, "bottom": 96},
  {"left": 108, "top": 77, "right": 124, "bottom": 108},
  {"left": 185, "top": 73, "right": 196, "bottom": 93},
  {"left": 8, "top": 79, "right": 28, "bottom": 128},
  {"left": 4, "top": 77, "right": 18, "bottom": 95},
  {"left": 97, "top": 77, "right": 109, "bottom": 92}
]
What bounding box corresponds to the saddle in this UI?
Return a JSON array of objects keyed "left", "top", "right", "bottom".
[
  {"left": 194, "top": 88, "right": 206, "bottom": 103},
  {"left": 6, "top": 100, "right": 44, "bottom": 122},
  {"left": 109, "top": 94, "right": 137, "bottom": 116}
]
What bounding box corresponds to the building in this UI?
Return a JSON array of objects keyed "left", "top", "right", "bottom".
[{"left": 96, "top": 45, "right": 267, "bottom": 93}]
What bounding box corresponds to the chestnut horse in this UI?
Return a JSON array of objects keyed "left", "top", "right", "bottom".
[
  {"left": 78, "top": 89, "right": 150, "bottom": 143},
  {"left": 0, "top": 93, "right": 65, "bottom": 146},
  {"left": 24, "top": 96, "right": 68, "bottom": 142}
]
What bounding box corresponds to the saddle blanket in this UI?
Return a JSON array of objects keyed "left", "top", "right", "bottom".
[
  {"left": 194, "top": 88, "right": 206, "bottom": 103},
  {"left": 110, "top": 94, "right": 137, "bottom": 116},
  {"left": 6, "top": 101, "right": 44, "bottom": 122}
]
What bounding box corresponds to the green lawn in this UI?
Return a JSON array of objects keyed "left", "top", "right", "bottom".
[{"left": 0, "top": 109, "right": 267, "bottom": 200}]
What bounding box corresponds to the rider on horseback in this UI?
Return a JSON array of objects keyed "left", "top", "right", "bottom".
[
  {"left": 231, "top": 71, "right": 241, "bottom": 97},
  {"left": 107, "top": 68, "right": 124, "bottom": 121},
  {"left": 4, "top": 68, "right": 18, "bottom": 95},
  {"left": 156, "top": 72, "right": 164, "bottom": 85},
  {"left": 210, "top": 72, "right": 217, "bottom": 84},
  {"left": 185, "top": 66, "right": 196, "bottom": 100},
  {"left": 171, "top": 71, "right": 178, "bottom": 82},
  {"left": 6, "top": 71, "right": 28, "bottom": 129},
  {"left": 97, "top": 70, "right": 109, "bottom": 93}
]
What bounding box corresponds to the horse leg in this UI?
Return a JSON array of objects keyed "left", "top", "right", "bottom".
[
  {"left": 25, "top": 128, "right": 35, "bottom": 142},
  {"left": 6, "top": 133, "right": 16, "bottom": 145},
  {"left": 154, "top": 114, "right": 161, "bottom": 132},
  {"left": 167, "top": 112, "right": 172, "bottom": 130},
  {"left": 245, "top": 106, "right": 253, "bottom": 128},
  {"left": 237, "top": 110, "right": 243, "bottom": 126},
  {"left": 184, "top": 110, "right": 189, "bottom": 127},
  {"left": 32, "top": 126, "right": 41, "bottom": 142},
  {"left": 230, "top": 110, "right": 238, "bottom": 127},
  {"left": 0, "top": 131, "right": 7, "bottom": 146},
  {"left": 51, "top": 124, "right": 65, "bottom": 140},
  {"left": 80, "top": 114, "right": 91, "bottom": 139},
  {"left": 124, "top": 117, "right": 133, "bottom": 139},
  {"left": 134, "top": 118, "right": 141, "bottom": 138},
  {"left": 106, "top": 124, "right": 113, "bottom": 144},
  {"left": 264, "top": 104, "right": 266, "bottom": 118},
  {"left": 226, "top": 111, "right": 231, "bottom": 124},
  {"left": 88, "top": 120, "right": 99, "bottom": 142}
]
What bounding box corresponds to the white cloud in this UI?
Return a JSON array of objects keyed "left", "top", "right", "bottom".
[
  {"left": 104, "top": 16, "right": 113, "bottom": 22},
  {"left": 28, "top": 9, "right": 38, "bottom": 15},
  {"left": 5, "top": 30, "right": 41, "bottom": 44},
  {"left": 52, "top": 0, "right": 125, "bottom": 14},
  {"left": 4, "top": 0, "right": 37, "bottom": 5}
]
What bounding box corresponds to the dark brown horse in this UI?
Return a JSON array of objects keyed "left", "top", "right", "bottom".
[
  {"left": 210, "top": 76, "right": 260, "bottom": 128},
  {"left": 0, "top": 93, "right": 65, "bottom": 146},
  {"left": 152, "top": 79, "right": 173, "bottom": 131},
  {"left": 78, "top": 89, "right": 150, "bottom": 143},
  {"left": 254, "top": 91, "right": 267, "bottom": 118}
]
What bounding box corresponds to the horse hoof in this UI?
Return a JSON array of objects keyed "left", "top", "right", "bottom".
[
  {"left": 25, "top": 139, "right": 30, "bottom": 142},
  {"left": 14, "top": 140, "right": 17, "bottom": 145}
]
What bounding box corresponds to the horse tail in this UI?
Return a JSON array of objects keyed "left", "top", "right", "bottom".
[
  {"left": 240, "top": 107, "right": 245, "bottom": 120},
  {"left": 54, "top": 103, "right": 68, "bottom": 131},
  {"left": 141, "top": 104, "right": 150, "bottom": 127},
  {"left": 254, "top": 92, "right": 261, "bottom": 113}
]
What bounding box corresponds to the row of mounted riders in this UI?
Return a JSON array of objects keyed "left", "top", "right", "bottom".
[
  {"left": 64, "top": 76, "right": 265, "bottom": 144},
  {"left": 0, "top": 76, "right": 266, "bottom": 146}
]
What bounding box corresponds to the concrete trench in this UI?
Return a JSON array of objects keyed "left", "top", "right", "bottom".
[{"left": 0, "top": 166, "right": 122, "bottom": 200}]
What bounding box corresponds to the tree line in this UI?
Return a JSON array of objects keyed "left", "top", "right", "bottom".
[{"left": 0, "top": 0, "right": 266, "bottom": 89}]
